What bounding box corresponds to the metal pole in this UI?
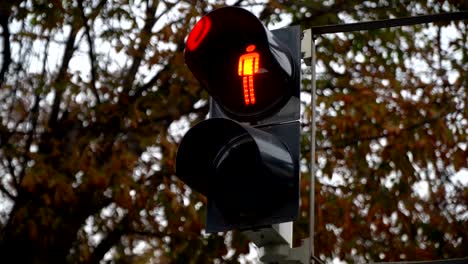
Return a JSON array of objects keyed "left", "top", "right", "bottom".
[
  {"left": 310, "top": 11, "right": 467, "bottom": 35},
  {"left": 300, "top": 11, "right": 467, "bottom": 264},
  {"left": 309, "top": 33, "right": 317, "bottom": 264}
]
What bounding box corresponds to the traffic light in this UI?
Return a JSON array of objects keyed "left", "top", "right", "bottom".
[{"left": 176, "top": 6, "right": 301, "bottom": 233}]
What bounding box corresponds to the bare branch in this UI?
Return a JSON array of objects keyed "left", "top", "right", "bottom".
[
  {"left": 232, "top": 0, "right": 244, "bottom": 6},
  {"left": 128, "top": 229, "right": 163, "bottom": 238},
  {"left": 77, "top": 0, "right": 101, "bottom": 104},
  {"left": 85, "top": 216, "right": 130, "bottom": 264},
  {"left": 45, "top": 0, "right": 109, "bottom": 128},
  {"left": 18, "top": 94, "right": 41, "bottom": 184},
  {"left": 16, "top": 33, "right": 51, "bottom": 185},
  {"left": 133, "top": 62, "right": 170, "bottom": 98},
  {"left": 5, "top": 156, "right": 18, "bottom": 188},
  {"left": 48, "top": 21, "right": 81, "bottom": 129},
  {"left": 84, "top": 210, "right": 163, "bottom": 264},
  {"left": 0, "top": 6, "right": 12, "bottom": 88},
  {"left": 0, "top": 184, "right": 15, "bottom": 200},
  {"left": 122, "top": 0, "right": 160, "bottom": 90},
  {"left": 132, "top": 36, "right": 185, "bottom": 99}
]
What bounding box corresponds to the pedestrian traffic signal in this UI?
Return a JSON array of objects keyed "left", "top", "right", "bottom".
[
  {"left": 176, "top": 6, "right": 301, "bottom": 233},
  {"left": 184, "top": 6, "right": 298, "bottom": 123}
]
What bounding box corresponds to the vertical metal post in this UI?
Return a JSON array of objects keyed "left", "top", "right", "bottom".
[{"left": 309, "top": 33, "right": 317, "bottom": 264}]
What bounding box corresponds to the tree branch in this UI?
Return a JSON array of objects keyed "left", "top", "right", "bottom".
[
  {"left": 4, "top": 156, "right": 18, "bottom": 188},
  {"left": 0, "top": 184, "right": 15, "bottom": 200},
  {"left": 128, "top": 229, "right": 163, "bottom": 238},
  {"left": 17, "top": 33, "right": 51, "bottom": 185},
  {"left": 48, "top": 21, "right": 81, "bottom": 129},
  {"left": 132, "top": 36, "right": 185, "bottom": 100},
  {"left": 232, "top": 0, "right": 244, "bottom": 6},
  {"left": 122, "top": 0, "right": 160, "bottom": 90},
  {"left": 0, "top": 6, "right": 12, "bottom": 88},
  {"left": 77, "top": 0, "right": 101, "bottom": 104},
  {"left": 18, "top": 93, "right": 41, "bottom": 184},
  {"left": 85, "top": 216, "right": 130, "bottom": 264},
  {"left": 132, "top": 61, "right": 170, "bottom": 98}
]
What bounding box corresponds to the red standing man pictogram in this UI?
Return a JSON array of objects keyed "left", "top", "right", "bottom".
[{"left": 238, "top": 45, "right": 260, "bottom": 105}]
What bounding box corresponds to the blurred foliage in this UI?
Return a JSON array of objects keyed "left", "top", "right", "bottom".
[{"left": 0, "top": 0, "right": 466, "bottom": 263}]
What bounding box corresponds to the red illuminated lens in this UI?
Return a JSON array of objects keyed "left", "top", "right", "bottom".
[
  {"left": 238, "top": 45, "right": 259, "bottom": 106},
  {"left": 186, "top": 17, "right": 211, "bottom": 51}
]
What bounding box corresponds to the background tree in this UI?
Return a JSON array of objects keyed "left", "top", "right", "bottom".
[
  {"left": 280, "top": 0, "right": 468, "bottom": 262},
  {"left": 0, "top": 0, "right": 466, "bottom": 263}
]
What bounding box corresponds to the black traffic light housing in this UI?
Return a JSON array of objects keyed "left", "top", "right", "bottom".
[{"left": 176, "top": 7, "right": 301, "bottom": 233}]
